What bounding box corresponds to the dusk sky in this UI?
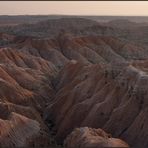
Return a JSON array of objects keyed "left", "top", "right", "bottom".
[{"left": 0, "top": 1, "right": 148, "bottom": 16}]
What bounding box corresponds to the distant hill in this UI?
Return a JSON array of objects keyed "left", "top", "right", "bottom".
[
  {"left": 0, "top": 16, "right": 148, "bottom": 46},
  {"left": 0, "top": 15, "right": 148, "bottom": 26}
]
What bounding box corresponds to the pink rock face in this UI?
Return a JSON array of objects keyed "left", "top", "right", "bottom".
[{"left": 64, "top": 127, "right": 129, "bottom": 148}]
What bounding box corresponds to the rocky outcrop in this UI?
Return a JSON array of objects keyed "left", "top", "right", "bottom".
[
  {"left": 45, "top": 61, "right": 148, "bottom": 148},
  {"left": 64, "top": 127, "right": 129, "bottom": 148},
  {"left": 1, "top": 17, "right": 148, "bottom": 148}
]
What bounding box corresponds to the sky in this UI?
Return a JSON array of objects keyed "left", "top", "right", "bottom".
[{"left": 0, "top": 1, "right": 148, "bottom": 16}]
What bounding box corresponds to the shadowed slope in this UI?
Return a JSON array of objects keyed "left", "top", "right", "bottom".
[{"left": 45, "top": 61, "right": 148, "bottom": 148}]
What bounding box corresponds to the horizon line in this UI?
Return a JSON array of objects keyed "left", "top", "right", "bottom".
[{"left": 0, "top": 14, "right": 148, "bottom": 17}]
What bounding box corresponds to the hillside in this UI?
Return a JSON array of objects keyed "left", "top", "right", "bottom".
[{"left": 0, "top": 17, "right": 148, "bottom": 148}]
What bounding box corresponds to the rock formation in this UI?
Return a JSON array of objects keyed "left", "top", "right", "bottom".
[
  {"left": 0, "top": 17, "right": 148, "bottom": 147},
  {"left": 45, "top": 60, "right": 148, "bottom": 148},
  {"left": 64, "top": 127, "right": 129, "bottom": 148}
]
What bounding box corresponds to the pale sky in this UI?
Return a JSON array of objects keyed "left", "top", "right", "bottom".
[{"left": 0, "top": 1, "right": 148, "bottom": 16}]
